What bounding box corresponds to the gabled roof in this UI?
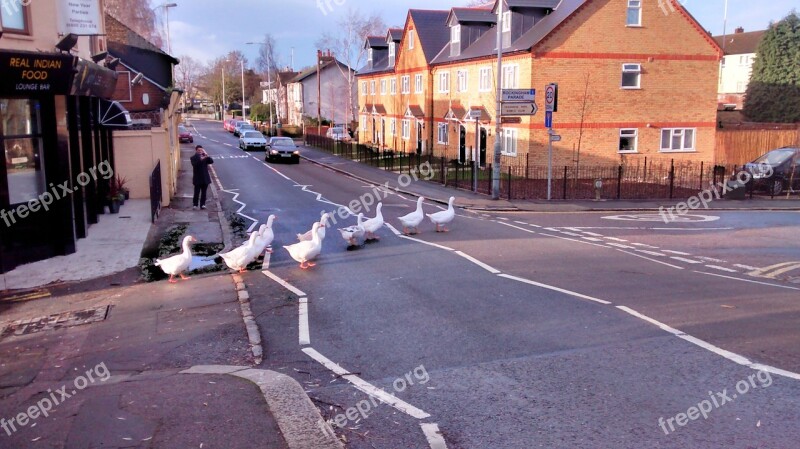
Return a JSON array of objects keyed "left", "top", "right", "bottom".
[
  {"left": 713, "top": 30, "right": 766, "bottom": 55},
  {"left": 448, "top": 7, "right": 496, "bottom": 25},
  {"left": 408, "top": 10, "right": 452, "bottom": 63},
  {"left": 506, "top": 0, "right": 560, "bottom": 9},
  {"left": 387, "top": 29, "right": 403, "bottom": 42},
  {"left": 105, "top": 14, "right": 178, "bottom": 64},
  {"left": 291, "top": 58, "right": 353, "bottom": 83},
  {"left": 365, "top": 36, "right": 388, "bottom": 49}
]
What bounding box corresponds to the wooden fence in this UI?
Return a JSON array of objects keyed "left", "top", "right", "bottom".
[{"left": 716, "top": 127, "right": 800, "bottom": 164}]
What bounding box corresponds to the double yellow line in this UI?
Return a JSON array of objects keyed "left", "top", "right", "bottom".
[
  {"left": 749, "top": 262, "right": 800, "bottom": 279},
  {"left": 0, "top": 290, "right": 51, "bottom": 303}
]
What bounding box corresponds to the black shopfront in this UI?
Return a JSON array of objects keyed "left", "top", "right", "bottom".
[{"left": 0, "top": 49, "right": 127, "bottom": 275}]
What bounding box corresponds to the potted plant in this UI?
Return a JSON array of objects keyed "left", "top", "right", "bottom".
[
  {"left": 116, "top": 175, "right": 130, "bottom": 202},
  {"left": 107, "top": 182, "right": 124, "bottom": 214}
]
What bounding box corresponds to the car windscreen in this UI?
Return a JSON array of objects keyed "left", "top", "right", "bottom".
[
  {"left": 243, "top": 132, "right": 262, "bottom": 138},
  {"left": 754, "top": 149, "right": 795, "bottom": 166},
  {"left": 273, "top": 142, "right": 296, "bottom": 148},
  {"left": 178, "top": 127, "right": 188, "bottom": 133}
]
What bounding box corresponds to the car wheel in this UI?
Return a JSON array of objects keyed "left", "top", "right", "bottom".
[{"left": 770, "top": 179, "right": 784, "bottom": 196}]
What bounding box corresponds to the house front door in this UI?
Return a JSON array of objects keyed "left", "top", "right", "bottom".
[
  {"left": 459, "top": 125, "right": 466, "bottom": 163},
  {"left": 480, "top": 128, "right": 487, "bottom": 166}
]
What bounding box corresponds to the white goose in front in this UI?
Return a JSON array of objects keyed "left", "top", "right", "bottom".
[
  {"left": 362, "top": 203, "right": 384, "bottom": 240},
  {"left": 397, "top": 196, "right": 425, "bottom": 235},
  {"left": 220, "top": 231, "right": 261, "bottom": 273},
  {"left": 284, "top": 222, "right": 323, "bottom": 269},
  {"left": 155, "top": 235, "right": 196, "bottom": 283}
]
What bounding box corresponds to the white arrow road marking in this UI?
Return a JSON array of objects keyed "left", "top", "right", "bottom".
[{"left": 749, "top": 262, "right": 800, "bottom": 279}]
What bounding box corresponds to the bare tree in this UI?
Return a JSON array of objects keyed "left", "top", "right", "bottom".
[
  {"left": 200, "top": 52, "right": 249, "bottom": 111},
  {"left": 175, "top": 55, "right": 203, "bottom": 109},
  {"left": 105, "top": 0, "right": 164, "bottom": 48},
  {"left": 316, "top": 8, "right": 386, "bottom": 125},
  {"left": 573, "top": 72, "right": 592, "bottom": 187}
]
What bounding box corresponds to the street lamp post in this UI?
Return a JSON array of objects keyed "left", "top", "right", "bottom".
[
  {"left": 221, "top": 67, "right": 227, "bottom": 120},
  {"left": 240, "top": 59, "right": 246, "bottom": 120},
  {"left": 153, "top": 3, "right": 177, "bottom": 78}
]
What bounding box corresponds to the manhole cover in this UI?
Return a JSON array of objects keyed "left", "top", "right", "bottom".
[{"left": 1, "top": 305, "right": 110, "bottom": 339}]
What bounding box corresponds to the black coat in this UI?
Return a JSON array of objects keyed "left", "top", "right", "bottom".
[{"left": 190, "top": 153, "right": 214, "bottom": 186}]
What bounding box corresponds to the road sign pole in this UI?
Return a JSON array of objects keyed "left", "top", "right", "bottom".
[
  {"left": 492, "top": 2, "right": 504, "bottom": 200},
  {"left": 548, "top": 129, "right": 553, "bottom": 201}
]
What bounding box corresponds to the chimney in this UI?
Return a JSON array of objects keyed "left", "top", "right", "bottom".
[{"left": 735, "top": 27, "right": 744, "bottom": 34}]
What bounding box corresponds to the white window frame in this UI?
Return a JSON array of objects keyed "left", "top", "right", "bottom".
[
  {"left": 401, "top": 75, "right": 410, "bottom": 94},
  {"left": 415, "top": 74, "right": 423, "bottom": 93},
  {"left": 479, "top": 67, "right": 492, "bottom": 92},
  {"left": 380, "top": 79, "right": 387, "bottom": 95},
  {"left": 621, "top": 63, "right": 641, "bottom": 89},
  {"left": 502, "top": 11, "right": 512, "bottom": 32},
  {"left": 502, "top": 64, "right": 518, "bottom": 89},
  {"left": 501, "top": 128, "right": 518, "bottom": 156},
  {"left": 660, "top": 128, "right": 696, "bottom": 152},
  {"left": 390, "top": 78, "right": 397, "bottom": 95},
  {"left": 619, "top": 129, "right": 638, "bottom": 153},
  {"left": 390, "top": 118, "right": 397, "bottom": 136},
  {"left": 408, "top": 30, "right": 415, "bottom": 49},
  {"left": 360, "top": 115, "right": 366, "bottom": 130},
  {"left": 457, "top": 70, "right": 468, "bottom": 93},
  {"left": 451, "top": 25, "right": 461, "bottom": 44},
  {"left": 626, "top": 0, "right": 642, "bottom": 26},
  {"left": 361, "top": 81, "right": 367, "bottom": 95},
  {"left": 370, "top": 80, "right": 376, "bottom": 95},
  {"left": 389, "top": 42, "right": 396, "bottom": 60},
  {"left": 367, "top": 48, "right": 374, "bottom": 64},
  {"left": 439, "top": 71, "right": 450, "bottom": 93},
  {"left": 402, "top": 119, "right": 411, "bottom": 140},
  {"left": 437, "top": 123, "right": 449, "bottom": 144}
]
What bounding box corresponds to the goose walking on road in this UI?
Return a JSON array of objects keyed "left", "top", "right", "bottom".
[
  {"left": 220, "top": 231, "right": 261, "bottom": 273},
  {"left": 155, "top": 236, "right": 196, "bottom": 283},
  {"left": 298, "top": 212, "right": 331, "bottom": 242},
  {"left": 362, "top": 203, "right": 384, "bottom": 240},
  {"left": 398, "top": 197, "right": 425, "bottom": 235},
  {"left": 427, "top": 196, "right": 455, "bottom": 233},
  {"left": 284, "top": 222, "right": 323, "bottom": 269},
  {"left": 338, "top": 213, "right": 366, "bottom": 247}
]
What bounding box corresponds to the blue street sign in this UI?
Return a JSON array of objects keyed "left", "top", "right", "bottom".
[{"left": 545, "top": 111, "right": 553, "bottom": 128}]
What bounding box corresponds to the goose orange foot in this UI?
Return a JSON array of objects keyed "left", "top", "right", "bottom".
[
  {"left": 168, "top": 275, "right": 177, "bottom": 283},
  {"left": 180, "top": 274, "right": 191, "bottom": 280}
]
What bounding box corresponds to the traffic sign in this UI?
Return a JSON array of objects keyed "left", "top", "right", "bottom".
[
  {"left": 501, "top": 116, "right": 522, "bottom": 124},
  {"left": 545, "top": 110, "right": 553, "bottom": 128},
  {"left": 469, "top": 109, "right": 483, "bottom": 119},
  {"left": 502, "top": 89, "right": 536, "bottom": 102},
  {"left": 550, "top": 134, "right": 561, "bottom": 142},
  {"left": 501, "top": 102, "right": 538, "bottom": 116},
  {"left": 545, "top": 83, "right": 558, "bottom": 112}
]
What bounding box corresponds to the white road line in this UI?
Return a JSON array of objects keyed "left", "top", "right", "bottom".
[
  {"left": 421, "top": 423, "right": 448, "bottom": 449},
  {"left": 497, "top": 217, "right": 509, "bottom": 221},
  {"left": 262, "top": 270, "right": 307, "bottom": 297},
  {"left": 219, "top": 187, "right": 259, "bottom": 231},
  {"left": 631, "top": 243, "right": 660, "bottom": 249},
  {"left": 384, "top": 223, "right": 403, "bottom": 236},
  {"left": 617, "top": 305, "right": 800, "bottom": 381},
  {"left": 635, "top": 250, "right": 666, "bottom": 257},
  {"left": 663, "top": 250, "right": 692, "bottom": 256},
  {"left": 615, "top": 250, "right": 685, "bottom": 270},
  {"left": 671, "top": 257, "right": 703, "bottom": 264},
  {"left": 734, "top": 264, "right": 759, "bottom": 271},
  {"left": 262, "top": 163, "right": 294, "bottom": 181},
  {"left": 560, "top": 232, "right": 584, "bottom": 237},
  {"left": 580, "top": 231, "right": 604, "bottom": 237},
  {"left": 455, "top": 251, "right": 501, "bottom": 274},
  {"left": 582, "top": 237, "right": 603, "bottom": 242},
  {"left": 210, "top": 139, "right": 220, "bottom": 143},
  {"left": 528, "top": 223, "right": 543, "bottom": 228},
  {"left": 705, "top": 265, "right": 739, "bottom": 273},
  {"left": 301, "top": 347, "right": 431, "bottom": 419},
  {"left": 298, "top": 297, "right": 310, "bottom": 346},
  {"left": 498, "top": 274, "right": 613, "bottom": 305},
  {"left": 606, "top": 243, "right": 635, "bottom": 249},
  {"left": 514, "top": 220, "right": 528, "bottom": 225},
  {"left": 694, "top": 271, "right": 800, "bottom": 291},
  {"left": 398, "top": 235, "right": 455, "bottom": 251},
  {"left": 752, "top": 262, "right": 800, "bottom": 279},
  {"left": 605, "top": 237, "right": 629, "bottom": 242},
  {"left": 544, "top": 227, "right": 559, "bottom": 232},
  {"left": 697, "top": 256, "right": 726, "bottom": 263},
  {"left": 496, "top": 221, "right": 536, "bottom": 234}
]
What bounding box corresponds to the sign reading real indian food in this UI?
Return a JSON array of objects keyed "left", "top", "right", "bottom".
[{"left": 0, "top": 50, "right": 77, "bottom": 96}]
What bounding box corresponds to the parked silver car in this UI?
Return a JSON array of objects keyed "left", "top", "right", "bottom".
[{"left": 239, "top": 131, "right": 268, "bottom": 151}]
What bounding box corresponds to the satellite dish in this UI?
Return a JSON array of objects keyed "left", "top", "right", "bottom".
[{"left": 131, "top": 72, "right": 144, "bottom": 86}]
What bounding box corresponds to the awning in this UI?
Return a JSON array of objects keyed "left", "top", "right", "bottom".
[
  {"left": 97, "top": 100, "right": 132, "bottom": 128},
  {"left": 405, "top": 105, "right": 425, "bottom": 119},
  {"left": 71, "top": 58, "right": 118, "bottom": 99},
  {"left": 373, "top": 104, "right": 387, "bottom": 115},
  {"left": 445, "top": 105, "right": 467, "bottom": 121}
]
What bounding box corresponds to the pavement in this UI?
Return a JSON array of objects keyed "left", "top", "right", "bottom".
[
  {"left": 0, "top": 144, "right": 342, "bottom": 448},
  {"left": 297, "top": 143, "right": 800, "bottom": 212}
]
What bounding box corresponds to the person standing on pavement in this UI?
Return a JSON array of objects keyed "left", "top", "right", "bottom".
[{"left": 190, "top": 145, "right": 214, "bottom": 210}]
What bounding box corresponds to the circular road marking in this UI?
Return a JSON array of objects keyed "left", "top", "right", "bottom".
[{"left": 602, "top": 213, "right": 720, "bottom": 223}]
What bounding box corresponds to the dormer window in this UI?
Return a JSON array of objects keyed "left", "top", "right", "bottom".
[
  {"left": 389, "top": 42, "right": 396, "bottom": 59},
  {"left": 367, "top": 48, "right": 373, "bottom": 65},
  {"left": 451, "top": 25, "right": 461, "bottom": 44},
  {"left": 502, "top": 11, "right": 511, "bottom": 32}
]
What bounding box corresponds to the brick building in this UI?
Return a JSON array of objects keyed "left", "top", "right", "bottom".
[{"left": 357, "top": 0, "right": 722, "bottom": 166}]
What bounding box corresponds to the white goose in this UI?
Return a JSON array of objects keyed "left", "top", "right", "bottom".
[
  {"left": 362, "top": 202, "right": 384, "bottom": 240},
  {"left": 427, "top": 196, "right": 456, "bottom": 232},
  {"left": 220, "top": 231, "right": 261, "bottom": 273},
  {"left": 255, "top": 215, "right": 277, "bottom": 254},
  {"left": 155, "top": 235, "right": 196, "bottom": 283},
  {"left": 338, "top": 213, "right": 365, "bottom": 246},
  {"left": 298, "top": 212, "right": 331, "bottom": 242},
  {"left": 398, "top": 196, "right": 425, "bottom": 235},
  {"left": 284, "top": 222, "right": 323, "bottom": 269}
]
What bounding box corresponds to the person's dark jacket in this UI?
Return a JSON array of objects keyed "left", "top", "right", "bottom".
[{"left": 190, "top": 153, "right": 214, "bottom": 186}]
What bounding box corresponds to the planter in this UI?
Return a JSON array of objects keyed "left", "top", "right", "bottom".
[
  {"left": 109, "top": 199, "right": 121, "bottom": 214},
  {"left": 123, "top": 190, "right": 130, "bottom": 200}
]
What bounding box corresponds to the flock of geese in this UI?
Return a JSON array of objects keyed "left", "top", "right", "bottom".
[{"left": 154, "top": 196, "right": 456, "bottom": 282}]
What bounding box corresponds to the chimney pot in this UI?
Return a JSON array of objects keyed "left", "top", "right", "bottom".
[{"left": 735, "top": 27, "right": 744, "bottom": 33}]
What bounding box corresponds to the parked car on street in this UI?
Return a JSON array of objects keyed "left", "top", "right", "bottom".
[
  {"left": 266, "top": 137, "right": 299, "bottom": 164},
  {"left": 223, "top": 119, "right": 236, "bottom": 132},
  {"left": 178, "top": 125, "right": 193, "bottom": 143},
  {"left": 239, "top": 131, "right": 268, "bottom": 151},
  {"left": 743, "top": 147, "right": 800, "bottom": 195},
  {"left": 234, "top": 121, "right": 255, "bottom": 137},
  {"left": 227, "top": 120, "right": 243, "bottom": 133},
  {"left": 326, "top": 127, "right": 351, "bottom": 142}
]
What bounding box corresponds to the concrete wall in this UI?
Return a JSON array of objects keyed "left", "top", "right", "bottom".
[{"left": 113, "top": 127, "right": 174, "bottom": 207}]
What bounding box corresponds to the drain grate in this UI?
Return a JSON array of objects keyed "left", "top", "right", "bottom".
[{"left": 0, "top": 305, "right": 110, "bottom": 338}]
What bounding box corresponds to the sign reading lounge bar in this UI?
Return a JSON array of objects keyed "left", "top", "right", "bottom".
[{"left": 0, "top": 50, "right": 76, "bottom": 96}]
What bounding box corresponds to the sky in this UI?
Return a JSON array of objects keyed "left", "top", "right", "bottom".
[{"left": 163, "top": 0, "right": 796, "bottom": 71}]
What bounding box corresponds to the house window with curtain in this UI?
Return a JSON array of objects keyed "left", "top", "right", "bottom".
[
  {"left": 439, "top": 72, "right": 450, "bottom": 93},
  {"left": 415, "top": 74, "right": 423, "bottom": 93},
  {"left": 619, "top": 129, "right": 638, "bottom": 153},
  {"left": 390, "top": 78, "right": 397, "bottom": 95},
  {"left": 479, "top": 67, "right": 492, "bottom": 92},
  {"left": 502, "top": 65, "right": 518, "bottom": 89},
  {"left": 401, "top": 76, "right": 410, "bottom": 94},
  {"left": 437, "top": 123, "right": 449, "bottom": 144},
  {"left": 2, "top": 99, "right": 45, "bottom": 205},
  {"left": 402, "top": 119, "right": 411, "bottom": 140},
  {"left": 457, "top": 70, "right": 468, "bottom": 92}
]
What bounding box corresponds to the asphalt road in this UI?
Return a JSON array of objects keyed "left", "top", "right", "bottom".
[{"left": 190, "top": 119, "right": 800, "bottom": 449}]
